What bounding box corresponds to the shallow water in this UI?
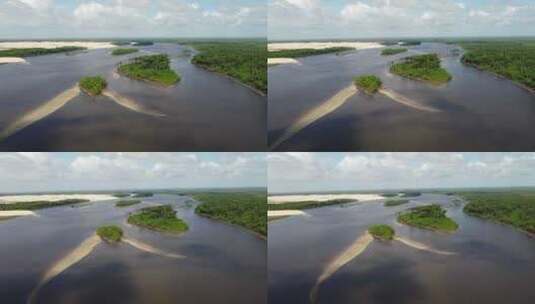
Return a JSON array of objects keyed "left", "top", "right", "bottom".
[
  {"left": 0, "top": 44, "right": 266, "bottom": 151},
  {"left": 268, "top": 193, "right": 535, "bottom": 304},
  {"left": 268, "top": 43, "right": 535, "bottom": 151},
  {"left": 0, "top": 194, "right": 266, "bottom": 304}
]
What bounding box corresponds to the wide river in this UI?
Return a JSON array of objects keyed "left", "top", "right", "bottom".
[
  {"left": 268, "top": 193, "right": 535, "bottom": 304},
  {"left": 0, "top": 43, "right": 266, "bottom": 151},
  {"left": 268, "top": 43, "right": 535, "bottom": 151},
  {"left": 0, "top": 194, "right": 266, "bottom": 304}
]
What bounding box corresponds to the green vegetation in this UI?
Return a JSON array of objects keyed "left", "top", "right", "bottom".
[
  {"left": 398, "top": 204, "right": 458, "bottom": 232},
  {"left": 79, "top": 76, "right": 107, "bottom": 96},
  {"left": 128, "top": 205, "right": 188, "bottom": 234},
  {"left": 463, "top": 192, "right": 535, "bottom": 234},
  {"left": 116, "top": 200, "right": 141, "bottom": 207},
  {"left": 113, "top": 193, "right": 130, "bottom": 198},
  {"left": 400, "top": 41, "right": 422, "bottom": 46},
  {"left": 112, "top": 48, "right": 139, "bottom": 56},
  {"left": 390, "top": 54, "right": 452, "bottom": 85},
  {"left": 381, "top": 48, "right": 408, "bottom": 56},
  {"left": 190, "top": 41, "right": 267, "bottom": 93},
  {"left": 0, "top": 199, "right": 89, "bottom": 211},
  {"left": 369, "top": 224, "right": 395, "bottom": 240},
  {"left": 400, "top": 192, "right": 422, "bottom": 197},
  {"left": 268, "top": 47, "right": 354, "bottom": 59},
  {"left": 460, "top": 41, "right": 535, "bottom": 91},
  {"left": 96, "top": 225, "right": 123, "bottom": 243},
  {"left": 0, "top": 46, "right": 85, "bottom": 58},
  {"left": 384, "top": 199, "right": 410, "bottom": 207},
  {"left": 381, "top": 193, "right": 399, "bottom": 198},
  {"left": 132, "top": 192, "right": 153, "bottom": 198},
  {"left": 132, "top": 41, "right": 154, "bottom": 46},
  {"left": 354, "top": 75, "right": 382, "bottom": 94},
  {"left": 193, "top": 192, "right": 266, "bottom": 236},
  {"left": 118, "top": 54, "right": 180, "bottom": 86},
  {"left": 268, "top": 199, "right": 355, "bottom": 211}
]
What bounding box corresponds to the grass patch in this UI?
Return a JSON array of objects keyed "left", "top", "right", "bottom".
[
  {"left": 116, "top": 200, "right": 141, "bottom": 207},
  {"left": 354, "top": 75, "right": 382, "bottom": 94},
  {"left": 462, "top": 192, "right": 535, "bottom": 234},
  {"left": 193, "top": 192, "right": 266, "bottom": 236},
  {"left": 369, "top": 224, "right": 395, "bottom": 240},
  {"left": 0, "top": 46, "right": 85, "bottom": 57},
  {"left": 381, "top": 48, "right": 408, "bottom": 56},
  {"left": 118, "top": 54, "right": 180, "bottom": 86},
  {"left": 0, "top": 199, "right": 89, "bottom": 211},
  {"left": 190, "top": 41, "right": 267, "bottom": 93},
  {"left": 384, "top": 199, "right": 410, "bottom": 207},
  {"left": 390, "top": 54, "right": 452, "bottom": 85},
  {"left": 268, "top": 47, "right": 354, "bottom": 58},
  {"left": 398, "top": 204, "right": 458, "bottom": 232},
  {"left": 96, "top": 225, "right": 123, "bottom": 243},
  {"left": 79, "top": 76, "right": 107, "bottom": 96},
  {"left": 128, "top": 205, "right": 188, "bottom": 234},
  {"left": 112, "top": 48, "right": 139, "bottom": 56},
  {"left": 268, "top": 199, "right": 355, "bottom": 211}
]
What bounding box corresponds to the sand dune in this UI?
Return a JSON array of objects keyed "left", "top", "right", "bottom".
[
  {"left": 395, "top": 237, "right": 456, "bottom": 255},
  {"left": 0, "top": 41, "right": 114, "bottom": 50},
  {"left": 379, "top": 89, "right": 441, "bottom": 113},
  {"left": 0, "top": 85, "right": 80, "bottom": 141},
  {"left": 27, "top": 234, "right": 101, "bottom": 304},
  {"left": 269, "top": 194, "right": 382, "bottom": 204},
  {"left": 103, "top": 89, "right": 166, "bottom": 117},
  {"left": 0, "top": 57, "right": 27, "bottom": 64},
  {"left": 0, "top": 194, "right": 115, "bottom": 204},
  {"left": 310, "top": 232, "right": 374, "bottom": 303},
  {"left": 268, "top": 42, "right": 383, "bottom": 51},
  {"left": 0, "top": 210, "right": 36, "bottom": 217},
  {"left": 270, "top": 85, "right": 358, "bottom": 150},
  {"left": 123, "top": 238, "right": 185, "bottom": 259},
  {"left": 268, "top": 58, "right": 299, "bottom": 65}
]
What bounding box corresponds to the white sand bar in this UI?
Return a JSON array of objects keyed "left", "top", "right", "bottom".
[
  {"left": 268, "top": 210, "right": 306, "bottom": 218},
  {"left": 268, "top": 194, "right": 383, "bottom": 204},
  {"left": 0, "top": 194, "right": 116, "bottom": 204},
  {"left": 268, "top": 42, "right": 383, "bottom": 51},
  {"left": 268, "top": 58, "right": 299, "bottom": 65},
  {"left": 0, "top": 57, "right": 27, "bottom": 64},
  {"left": 0, "top": 41, "right": 115, "bottom": 50},
  {"left": 0, "top": 210, "right": 36, "bottom": 217}
]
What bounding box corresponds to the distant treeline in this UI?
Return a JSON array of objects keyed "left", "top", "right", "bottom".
[
  {"left": 268, "top": 199, "right": 355, "bottom": 210},
  {"left": 0, "top": 199, "right": 89, "bottom": 210},
  {"left": 268, "top": 47, "right": 354, "bottom": 58},
  {"left": 0, "top": 46, "right": 85, "bottom": 57}
]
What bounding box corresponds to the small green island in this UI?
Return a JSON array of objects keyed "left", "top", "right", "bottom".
[
  {"left": 398, "top": 204, "right": 458, "bottom": 232},
  {"left": 268, "top": 47, "right": 355, "bottom": 59},
  {"left": 354, "top": 75, "right": 382, "bottom": 94},
  {"left": 369, "top": 224, "right": 395, "bottom": 240},
  {"left": 381, "top": 48, "right": 408, "bottom": 56},
  {"left": 128, "top": 205, "right": 188, "bottom": 234},
  {"left": 0, "top": 46, "right": 86, "bottom": 58},
  {"left": 118, "top": 54, "right": 180, "bottom": 86},
  {"left": 390, "top": 54, "right": 452, "bottom": 85},
  {"left": 0, "top": 199, "right": 89, "bottom": 211},
  {"left": 111, "top": 48, "right": 139, "bottom": 56},
  {"left": 384, "top": 199, "right": 410, "bottom": 207},
  {"left": 116, "top": 200, "right": 141, "bottom": 207},
  {"left": 79, "top": 76, "right": 107, "bottom": 96},
  {"left": 268, "top": 199, "right": 355, "bottom": 211},
  {"left": 132, "top": 192, "right": 153, "bottom": 198},
  {"left": 96, "top": 225, "right": 123, "bottom": 243}
]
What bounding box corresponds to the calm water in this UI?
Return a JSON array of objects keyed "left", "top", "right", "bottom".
[
  {"left": 268, "top": 193, "right": 535, "bottom": 304},
  {"left": 0, "top": 194, "right": 266, "bottom": 304},
  {"left": 268, "top": 43, "right": 535, "bottom": 151},
  {"left": 0, "top": 44, "right": 266, "bottom": 151}
]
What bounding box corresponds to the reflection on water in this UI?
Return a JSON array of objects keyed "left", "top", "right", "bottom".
[
  {"left": 268, "top": 43, "right": 535, "bottom": 151},
  {"left": 0, "top": 194, "right": 266, "bottom": 304},
  {"left": 0, "top": 44, "right": 266, "bottom": 151},
  {"left": 268, "top": 193, "right": 535, "bottom": 304}
]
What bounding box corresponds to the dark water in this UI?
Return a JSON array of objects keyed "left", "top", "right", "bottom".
[
  {"left": 0, "top": 44, "right": 266, "bottom": 151},
  {"left": 0, "top": 194, "right": 266, "bottom": 304},
  {"left": 268, "top": 193, "right": 535, "bottom": 304},
  {"left": 268, "top": 43, "right": 535, "bottom": 151}
]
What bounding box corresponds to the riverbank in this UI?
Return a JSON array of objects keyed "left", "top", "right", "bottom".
[
  {"left": 0, "top": 41, "right": 115, "bottom": 50},
  {"left": 0, "top": 194, "right": 115, "bottom": 204},
  {"left": 268, "top": 42, "right": 383, "bottom": 51}
]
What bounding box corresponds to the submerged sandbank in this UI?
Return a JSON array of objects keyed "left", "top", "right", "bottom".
[
  {"left": 268, "top": 42, "right": 383, "bottom": 52},
  {"left": 268, "top": 58, "right": 299, "bottom": 66},
  {"left": 379, "top": 88, "right": 441, "bottom": 113},
  {"left": 395, "top": 237, "right": 456, "bottom": 255},
  {"left": 103, "top": 89, "right": 166, "bottom": 117},
  {"left": 268, "top": 193, "right": 383, "bottom": 204},
  {"left": 0, "top": 194, "right": 116, "bottom": 204},
  {"left": 0, "top": 41, "right": 115, "bottom": 50},
  {"left": 0, "top": 57, "right": 27, "bottom": 64},
  {"left": 123, "top": 238, "right": 185, "bottom": 259}
]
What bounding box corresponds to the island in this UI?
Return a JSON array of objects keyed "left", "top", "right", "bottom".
[
  {"left": 79, "top": 76, "right": 107, "bottom": 96},
  {"left": 117, "top": 54, "right": 180, "bottom": 86},
  {"left": 116, "top": 200, "right": 141, "bottom": 207},
  {"left": 397, "top": 204, "right": 458, "bottom": 232},
  {"left": 368, "top": 224, "right": 395, "bottom": 240},
  {"left": 381, "top": 48, "right": 408, "bottom": 56},
  {"left": 268, "top": 47, "right": 355, "bottom": 59},
  {"left": 0, "top": 46, "right": 86, "bottom": 58},
  {"left": 354, "top": 75, "right": 382, "bottom": 94},
  {"left": 111, "top": 48, "right": 139, "bottom": 56},
  {"left": 128, "top": 205, "right": 188, "bottom": 234},
  {"left": 0, "top": 199, "right": 89, "bottom": 210},
  {"left": 384, "top": 199, "right": 410, "bottom": 207},
  {"left": 96, "top": 225, "right": 123, "bottom": 243},
  {"left": 390, "top": 54, "right": 452, "bottom": 85},
  {"left": 268, "top": 199, "right": 355, "bottom": 211}
]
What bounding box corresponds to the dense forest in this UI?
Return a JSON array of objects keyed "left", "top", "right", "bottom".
[
  {"left": 79, "top": 76, "right": 107, "bottom": 96},
  {"left": 354, "top": 75, "right": 382, "bottom": 94},
  {"left": 268, "top": 47, "right": 354, "bottom": 59},
  {"left": 190, "top": 41, "right": 267, "bottom": 94},
  {"left": 0, "top": 46, "right": 85, "bottom": 57},
  {"left": 390, "top": 54, "right": 452, "bottom": 85},
  {"left": 127, "top": 205, "right": 189, "bottom": 233},
  {"left": 0, "top": 199, "right": 88, "bottom": 210},
  {"left": 463, "top": 192, "right": 535, "bottom": 234},
  {"left": 268, "top": 199, "right": 355, "bottom": 210},
  {"left": 461, "top": 41, "right": 535, "bottom": 90},
  {"left": 118, "top": 54, "right": 180, "bottom": 86},
  {"left": 193, "top": 192, "right": 266, "bottom": 236},
  {"left": 398, "top": 204, "right": 458, "bottom": 232}
]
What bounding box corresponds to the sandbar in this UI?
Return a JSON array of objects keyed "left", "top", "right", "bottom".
[
  {"left": 268, "top": 42, "right": 383, "bottom": 52},
  {"left": 0, "top": 194, "right": 116, "bottom": 204},
  {"left": 268, "top": 193, "right": 383, "bottom": 204},
  {"left": 268, "top": 58, "right": 299, "bottom": 65},
  {"left": 0, "top": 57, "right": 27, "bottom": 64},
  {"left": 0, "top": 41, "right": 115, "bottom": 50}
]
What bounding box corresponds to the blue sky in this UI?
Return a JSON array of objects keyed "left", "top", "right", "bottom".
[
  {"left": 268, "top": 153, "right": 535, "bottom": 193},
  {"left": 0, "top": 153, "right": 266, "bottom": 193},
  {"left": 0, "top": 0, "right": 266, "bottom": 38},
  {"left": 269, "top": 0, "right": 535, "bottom": 40}
]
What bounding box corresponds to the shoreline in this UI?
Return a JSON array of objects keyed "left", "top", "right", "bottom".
[
  {"left": 196, "top": 212, "right": 267, "bottom": 240},
  {"left": 268, "top": 193, "right": 383, "bottom": 204}
]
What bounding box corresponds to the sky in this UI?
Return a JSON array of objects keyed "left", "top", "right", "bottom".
[
  {"left": 0, "top": 152, "right": 266, "bottom": 194},
  {"left": 269, "top": 0, "right": 535, "bottom": 40},
  {"left": 0, "top": 0, "right": 266, "bottom": 38},
  {"left": 268, "top": 153, "right": 535, "bottom": 194}
]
